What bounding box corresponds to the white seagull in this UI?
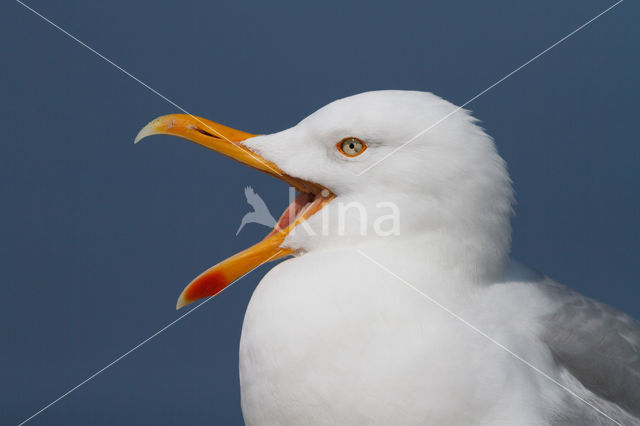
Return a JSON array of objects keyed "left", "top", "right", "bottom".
[{"left": 135, "top": 91, "right": 639, "bottom": 425}]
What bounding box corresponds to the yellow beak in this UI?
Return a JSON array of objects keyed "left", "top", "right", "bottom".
[{"left": 135, "top": 114, "right": 334, "bottom": 309}]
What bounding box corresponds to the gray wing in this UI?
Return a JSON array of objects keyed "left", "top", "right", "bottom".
[{"left": 538, "top": 279, "right": 640, "bottom": 421}]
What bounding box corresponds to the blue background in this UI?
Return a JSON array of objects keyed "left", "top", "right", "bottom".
[{"left": 2, "top": 1, "right": 638, "bottom": 424}]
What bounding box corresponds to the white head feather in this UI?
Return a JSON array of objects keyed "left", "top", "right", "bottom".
[{"left": 243, "top": 91, "right": 514, "bottom": 281}]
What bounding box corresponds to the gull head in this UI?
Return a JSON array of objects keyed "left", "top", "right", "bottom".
[{"left": 135, "top": 90, "right": 514, "bottom": 308}]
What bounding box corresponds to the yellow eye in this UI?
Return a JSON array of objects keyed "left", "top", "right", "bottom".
[{"left": 337, "top": 137, "right": 366, "bottom": 157}]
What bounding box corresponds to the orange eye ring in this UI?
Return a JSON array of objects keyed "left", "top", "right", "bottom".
[{"left": 337, "top": 137, "right": 367, "bottom": 157}]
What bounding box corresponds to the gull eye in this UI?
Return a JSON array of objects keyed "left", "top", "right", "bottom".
[{"left": 337, "top": 137, "right": 366, "bottom": 157}]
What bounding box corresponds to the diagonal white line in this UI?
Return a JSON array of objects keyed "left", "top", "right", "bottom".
[
  {"left": 357, "top": 250, "right": 622, "bottom": 426},
  {"left": 18, "top": 250, "right": 286, "bottom": 425},
  {"left": 18, "top": 298, "right": 211, "bottom": 426},
  {"left": 14, "top": 0, "right": 283, "bottom": 177},
  {"left": 357, "top": 0, "right": 624, "bottom": 176}
]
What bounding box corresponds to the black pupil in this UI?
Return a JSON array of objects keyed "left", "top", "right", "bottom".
[{"left": 349, "top": 143, "right": 355, "bottom": 149}]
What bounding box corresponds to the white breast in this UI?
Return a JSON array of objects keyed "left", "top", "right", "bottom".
[{"left": 239, "top": 249, "right": 560, "bottom": 425}]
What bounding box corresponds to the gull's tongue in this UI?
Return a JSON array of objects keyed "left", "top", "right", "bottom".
[{"left": 273, "top": 192, "right": 315, "bottom": 232}]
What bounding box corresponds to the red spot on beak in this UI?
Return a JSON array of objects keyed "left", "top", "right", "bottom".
[{"left": 183, "top": 270, "right": 229, "bottom": 303}]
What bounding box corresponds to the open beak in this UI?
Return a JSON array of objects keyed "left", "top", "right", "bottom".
[{"left": 135, "top": 114, "right": 335, "bottom": 309}]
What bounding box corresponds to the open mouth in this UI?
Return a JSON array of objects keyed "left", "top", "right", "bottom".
[
  {"left": 135, "top": 114, "right": 335, "bottom": 308},
  {"left": 270, "top": 188, "right": 333, "bottom": 235}
]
